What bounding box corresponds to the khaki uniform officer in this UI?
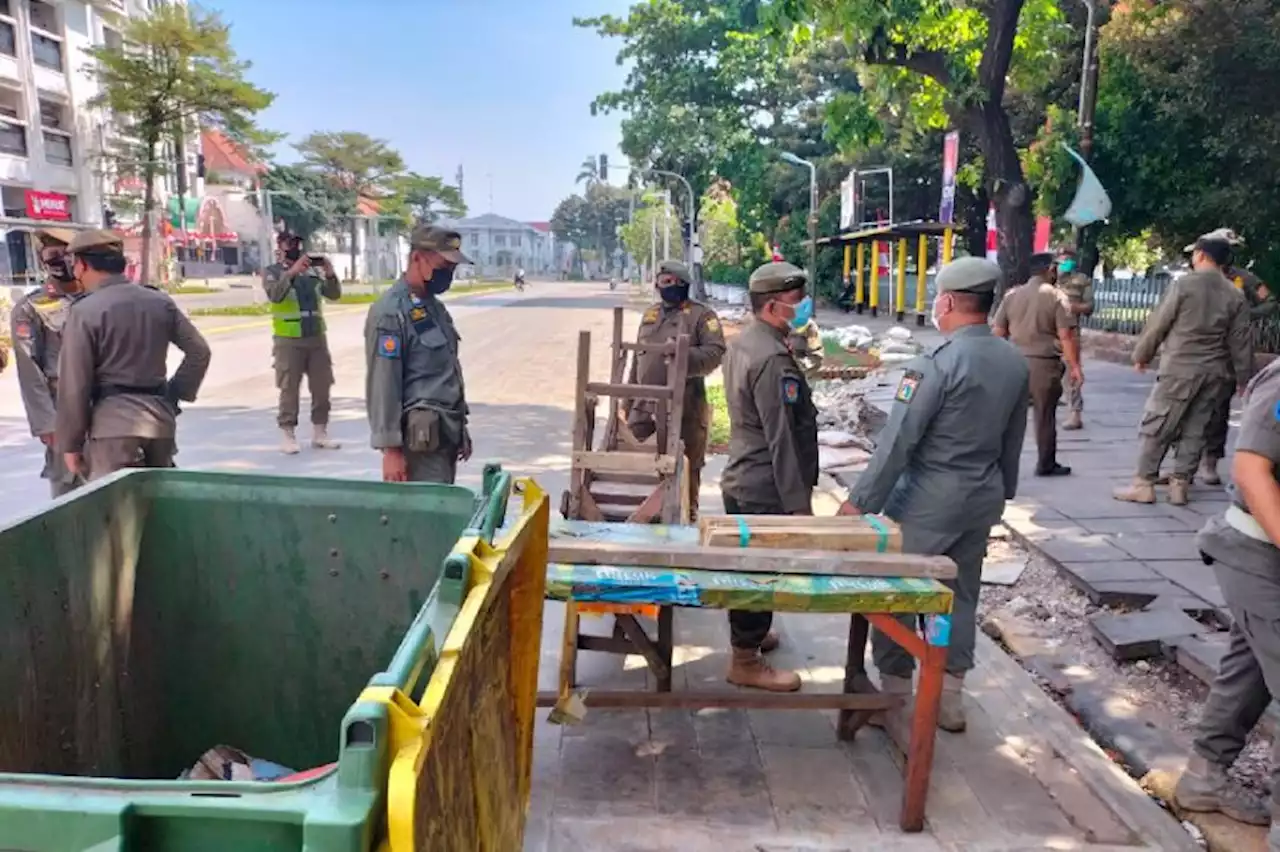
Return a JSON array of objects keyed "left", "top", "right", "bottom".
[
  {"left": 720, "top": 261, "right": 819, "bottom": 693},
  {"left": 789, "top": 317, "right": 825, "bottom": 380},
  {"left": 11, "top": 227, "right": 83, "bottom": 497},
  {"left": 625, "top": 259, "right": 726, "bottom": 516},
  {"left": 55, "top": 230, "right": 211, "bottom": 480},
  {"left": 264, "top": 232, "right": 342, "bottom": 455},
  {"left": 1054, "top": 247, "right": 1094, "bottom": 431},
  {"left": 1114, "top": 233, "right": 1252, "bottom": 506},
  {"left": 1172, "top": 357, "right": 1280, "bottom": 838},
  {"left": 843, "top": 257, "right": 1030, "bottom": 732},
  {"left": 365, "top": 225, "right": 474, "bottom": 484},
  {"left": 993, "top": 252, "right": 1082, "bottom": 477}
]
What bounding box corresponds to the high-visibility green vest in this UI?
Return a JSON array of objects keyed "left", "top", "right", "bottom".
[{"left": 271, "top": 276, "right": 325, "bottom": 338}]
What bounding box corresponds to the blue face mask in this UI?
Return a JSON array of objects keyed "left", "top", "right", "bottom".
[
  {"left": 788, "top": 295, "right": 813, "bottom": 330},
  {"left": 1058, "top": 259, "right": 1077, "bottom": 274}
]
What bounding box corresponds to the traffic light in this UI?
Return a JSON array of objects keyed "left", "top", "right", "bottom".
[
  {"left": 599, "top": 154, "right": 608, "bottom": 182},
  {"left": 196, "top": 153, "right": 206, "bottom": 178}
]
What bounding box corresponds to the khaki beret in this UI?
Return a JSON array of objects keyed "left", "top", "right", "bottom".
[
  {"left": 1185, "top": 227, "right": 1244, "bottom": 253},
  {"left": 935, "top": 257, "right": 1001, "bottom": 294},
  {"left": 34, "top": 227, "right": 76, "bottom": 247},
  {"left": 657, "top": 259, "right": 692, "bottom": 286},
  {"left": 68, "top": 228, "right": 124, "bottom": 255},
  {"left": 748, "top": 261, "right": 807, "bottom": 295},
  {"left": 410, "top": 225, "right": 472, "bottom": 264}
]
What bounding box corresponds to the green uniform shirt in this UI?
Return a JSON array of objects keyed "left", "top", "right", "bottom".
[
  {"left": 10, "top": 287, "right": 73, "bottom": 436},
  {"left": 1133, "top": 269, "right": 1253, "bottom": 381}
]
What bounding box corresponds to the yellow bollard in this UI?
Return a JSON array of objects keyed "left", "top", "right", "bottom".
[
  {"left": 869, "top": 240, "right": 881, "bottom": 316},
  {"left": 842, "top": 244, "right": 852, "bottom": 307},
  {"left": 895, "top": 238, "right": 908, "bottom": 321},
  {"left": 854, "top": 242, "right": 865, "bottom": 314},
  {"left": 942, "top": 227, "right": 954, "bottom": 265},
  {"left": 916, "top": 234, "right": 929, "bottom": 327}
]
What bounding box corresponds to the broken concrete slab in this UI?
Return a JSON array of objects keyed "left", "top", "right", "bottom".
[
  {"left": 1086, "top": 579, "right": 1187, "bottom": 608},
  {"left": 1148, "top": 560, "right": 1226, "bottom": 608},
  {"left": 981, "top": 557, "right": 1027, "bottom": 586},
  {"left": 1163, "top": 633, "right": 1230, "bottom": 685},
  {"left": 1059, "top": 560, "right": 1160, "bottom": 594},
  {"left": 1109, "top": 533, "right": 1201, "bottom": 562},
  {"left": 1144, "top": 595, "right": 1224, "bottom": 622},
  {"left": 1037, "top": 534, "right": 1133, "bottom": 564},
  {"left": 1089, "top": 609, "right": 1206, "bottom": 662}
]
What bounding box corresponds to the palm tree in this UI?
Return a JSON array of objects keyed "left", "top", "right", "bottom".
[{"left": 576, "top": 155, "right": 600, "bottom": 188}]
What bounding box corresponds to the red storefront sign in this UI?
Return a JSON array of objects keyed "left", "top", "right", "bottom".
[{"left": 25, "top": 189, "right": 70, "bottom": 221}]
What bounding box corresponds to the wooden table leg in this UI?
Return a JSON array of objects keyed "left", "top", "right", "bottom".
[
  {"left": 838, "top": 614, "right": 877, "bottom": 741},
  {"left": 559, "top": 601, "right": 581, "bottom": 695},
  {"left": 656, "top": 605, "right": 674, "bottom": 692},
  {"left": 899, "top": 632, "right": 948, "bottom": 832}
]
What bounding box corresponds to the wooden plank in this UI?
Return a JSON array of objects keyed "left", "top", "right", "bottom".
[
  {"left": 612, "top": 614, "right": 669, "bottom": 680},
  {"left": 587, "top": 482, "right": 650, "bottom": 505},
  {"left": 626, "top": 485, "right": 667, "bottom": 524},
  {"left": 702, "top": 515, "right": 904, "bottom": 553},
  {"left": 546, "top": 539, "right": 958, "bottom": 580},
  {"left": 586, "top": 381, "right": 674, "bottom": 400},
  {"left": 589, "top": 471, "right": 662, "bottom": 486},
  {"left": 577, "top": 634, "right": 634, "bottom": 655},
  {"left": 534, "top": 690, "right": 905, "bottom": 711},
  {"left": 571, "top": 451, "right": 677, "bottom": 476}
]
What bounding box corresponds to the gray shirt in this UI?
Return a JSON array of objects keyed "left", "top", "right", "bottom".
[
  {"left": 849, "top": 324, "right": 1030, "bottom": 532},
  {"left": 364, "top": 278, "right": 468, "bottom": 450},
  {"left": 1133, "top": 269, "right": 1253, "bottom": 381},
  {"left": 10, "top": 287, "right": 72, "bottom": 436},
  {"left": 1229, "top": 357, "right": 1280, "bottom": 514}
]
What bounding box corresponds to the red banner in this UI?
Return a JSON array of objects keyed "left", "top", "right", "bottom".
[{"left": 25, "top": 189, "right": 70, "bottom": 221}]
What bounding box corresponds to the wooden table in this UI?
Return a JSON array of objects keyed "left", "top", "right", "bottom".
[{"left": 539, "top": 519, "right": 956, "bottom": 832}]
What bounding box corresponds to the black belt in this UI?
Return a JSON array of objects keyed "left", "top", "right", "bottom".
[{"left": 95, "top": 382, "right": 167, "bottom": 401}]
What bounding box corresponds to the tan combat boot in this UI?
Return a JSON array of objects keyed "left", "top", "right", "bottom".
[
  {"left": 1113, "top": 478, "right": 1156, "bottom": 504},
  {"left": 870, "top": 674, "right": 914, "bottom": 728},
  {"left": 312, "top": 425, "right": 341, "bottom": 450},
  {"left": 1198, "top": 456, "right": 1223, "bottom": 486},
  {"left": 1063, "top": 411, "right": 1083, "bottom": 431},
  {"left": 726, "top": 648, "right": 801, "bottom": 692},
  {"left": 938, "top": 674, "right": 966, "bottom": 733},
  {"left": 1168, "top": 476, "right": 1191, "bottom": 506},
  {"left": 1174, "top": 754, "right": 1270, "bottom": 825},
  {"left": 280, "top": 427, "right": 300, "bottom": 455},
  {"left": 760, "top": 629, "right": 781, "bottom": 653}
]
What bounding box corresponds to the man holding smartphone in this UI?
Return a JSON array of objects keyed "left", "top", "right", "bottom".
[{"left": 264, "top": 231, "right": 342, "bottom": 454}]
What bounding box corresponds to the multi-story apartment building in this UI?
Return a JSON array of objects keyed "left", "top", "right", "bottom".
[{"left": 0, "top": 0, "right": 188, "bottom": 286}]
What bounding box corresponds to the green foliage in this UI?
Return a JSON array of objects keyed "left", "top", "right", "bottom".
[
  {"left": 389, "top": 173, "right": 467, "bottom": 226},
  {"left": 259, "top": 164, "right": 356, "bottom": 242},
  {"left": 550, "top": 184, "right": 634, "bottom": 271},
  {"left": 1099, "top": 229, "right": 1161, "bottom": 275},
  {"left": 618, "top": 195, "right": 680, "bottom": 269},
  {"left": 294, "top": 132, "right": 405, "bottom": 196},
  {"left": 1022, "top": 105, "right": 1081, "bottom": 219}
]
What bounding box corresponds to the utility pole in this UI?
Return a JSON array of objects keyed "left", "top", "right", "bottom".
[
  {"left": 1076, "top": 0, "right": 1100, "bottom": 255},
  {"left": 662, "top": 190, "right": 671, "bottom": 261}
]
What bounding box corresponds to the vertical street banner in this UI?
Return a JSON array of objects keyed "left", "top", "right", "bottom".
[
  {"left": 839, "top": 173, "right": 857, "bottom": 230},
  {"left": 939, "top": 131, "right": 960, "bottom": 224}
]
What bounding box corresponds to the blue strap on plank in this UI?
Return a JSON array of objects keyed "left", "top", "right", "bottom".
[
  {"left": 736, "top": 516, "right": 751, "bottom": 547},
  {"left": 862, "top": 513, "right": 889, "bottom": 553}
]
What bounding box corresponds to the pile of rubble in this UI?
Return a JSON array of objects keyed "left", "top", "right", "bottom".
[
  {"left": 821, "top": 323, "right": 923, "bottom": 365},
  {"left": 810, "top": 380, "right": 888, "bottom": 474}
]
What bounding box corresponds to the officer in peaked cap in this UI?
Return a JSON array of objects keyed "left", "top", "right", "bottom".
[
  {"left": 717, "top": 260, "right": 818, "bottom": 693},
  {"left": 54, "top": 229, "right": 210, "bottom": 481},
  {"left": 364, "top": 224, "right": 474, "bottom": 484},
  {"left": 844, "top": 256, "right": 1030, "bottom": 732},
  {"left": 625, "top": 258, "right": 725, "bottom": 516}
]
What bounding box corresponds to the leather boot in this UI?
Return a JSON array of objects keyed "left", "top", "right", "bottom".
[
  {"left": 760, "top": 629, "right": 781, "bottom": 654},
  {"left": 1174, "top": 754, "right": 1270, "bottom": 825},
  {"left": 726, "top": 647, "right": 801, "bottom": 692},
  {"left": 1062, "top": 410, "right": 1083, "bottom": 431},
  {"left": 312, "top": 425, "right": 341, "bottom": 450},
  {"left": 1168, "top": 476, "right": 1191, "bottom": 506},
  {"left": 938, "top": 674, "right": 966, "bottom": 733},
  {"left": 1113, "top": 478, "right": 1156, "bottom": 504},
  {"left": 280, "top": 428, "right": 300, "bottom": 455},
  {"left": 1198, "top": 456, "right": 1223, "bottom": 486}
]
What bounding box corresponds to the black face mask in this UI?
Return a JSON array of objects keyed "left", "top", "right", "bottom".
[
  {"left": 45, "top": 255, "right": 74, "bottom": 284},
  {"left": 284, "top": 247, "right": 302, "bottom": 262},
  {"left": 428, "top": 264, "right": 455, "bottom": 295},
  {"left": 659, "top": 284, "right": 689, "bottom": 305}
]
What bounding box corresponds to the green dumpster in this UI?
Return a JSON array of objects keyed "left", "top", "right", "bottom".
[{"left": 0, "top": 464, "right": 550, "bottom": 852}]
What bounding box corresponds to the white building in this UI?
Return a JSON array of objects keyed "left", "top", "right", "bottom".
[
  {"left": 0, "top": 0, "right": 187, "bottom": 286},
  {"left": 441, "top": 213, "right": 559, "bottom": 277}
]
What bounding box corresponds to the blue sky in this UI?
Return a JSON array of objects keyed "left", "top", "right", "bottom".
[{"left": 207, "top": 0, "right": 634, "bottom": 221}]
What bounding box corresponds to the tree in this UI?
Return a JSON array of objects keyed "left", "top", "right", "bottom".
[
  {"left": 87, "top": 4, "right": 274, "bottom": 285},
  {"left": 389, "top": 172, "right": 467, "bottom": 225},
  {"left": 576, "top": 155, "right": 602, "bottom": 188},
  {"left": 551, "top": 185, "right": 634, "bottom": 276},
  {"left": 619, "top": 192, "right": 681, "bottom": 276},
  {"left": 294, "top": 131, "right": 406, "bottom": 279},
  {"left": 258, "top": 165, "right": 356, "bottom": 243}
]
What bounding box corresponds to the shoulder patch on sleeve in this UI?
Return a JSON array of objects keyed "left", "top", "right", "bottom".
[
  {"left": 13, "top": 320, "right": 31, "bottom": 340},
  {"left": 703, "top": 314, "right": 721, "bottom": 334},
  {"left": 781, "top": 375, "right": 801, "bottom": 405},
  {"left": 641, "top": 306, "right": 659, "bottom": 324},
  {"left": 1273, "top": 400, "right": 1280, "bottom": 423},
  {"left": 376, "top": 333, "right": 401, "bottom": 359},
  {"left": 895, "top": 369, "right": 924, "bottom": 404}
]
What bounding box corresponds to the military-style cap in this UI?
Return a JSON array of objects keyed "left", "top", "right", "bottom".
[
  {"left": 1185, "top": 228, "right": 1244, "bottom": 253},
  {"left": 935, "top": 257, "right": 1001, "bottom": 294},
  {"left": 748, "top": 261, "right": 807, "bottom": 295},
  {"left": 34, "top": 227, "right": 75, "bottom": 247},
  {"left": 657, "top": 259, "right": 692, "bottom": 286},
  {"left": 411, "top": 225, "right": 472, "bottom": 264},
  {"left": 68, "top": 228, "right": 124, "bottom": 255}
]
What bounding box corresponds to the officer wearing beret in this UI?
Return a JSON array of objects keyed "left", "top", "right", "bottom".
[
  {"left": 1173, "top": 356, "right": 1280, "bottom": 834},
  {"left": 11, "top": 228, "right": 83, "bottom": 496},
  {"left": 55, "top": 229, "right": 211, "bottom": 480},
  {"left": 365, "top": 225, "right": 474, "bottom": 484},
  {"left": 264, "top": 231, "right": 342, "bottom": 455},
  {"left": 625, "top": 259, "right": 726, "bottom": 516},
  {"left": 842, "top": 257, "right": 1029, "bottom": 732},
  {"left": 1114, "top": 232, "right": 1253, "bottom": 506},
  {"left": 719, "top": 261, "right": 819, "bottom": 693}
]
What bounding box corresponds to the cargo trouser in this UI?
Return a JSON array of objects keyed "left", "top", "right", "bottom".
[
  {"left": 43, "top": 444, "right": 83, "bottom": 498},
  {"left": 1203, "top": 384, "right": 1233, "bottom": 463},
  {"left": 1027, "top": 356, "right": 1065, "bottom": 473},
  {"left": 1064, "top": 329, "right": 1084, "bottom": 413},
  {"left": 85, "top": 437, "right": 177, "bottom": 480},
  {"left": 873, "top": 524, "right": 990, "bottom": 678},
  {"left": 273, "top": 336, "right": 334, "bottom": 429},
  {"left": 683, "top": 402, "right": 710, "bottom": 519},
  {"left": 1190, "top": 516, "right": 1280, "bottom": 812},
  {"left": 722, "top": 492, "right": 782, "bottom": 649},
  {"left": 403, "top": 408, "right": 461, "bottom": 484},
  {"left": 1135, "top": 374, "right": 1232, "bottom": 481}
]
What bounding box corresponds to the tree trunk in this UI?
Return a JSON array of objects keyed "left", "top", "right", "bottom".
[
  {"left": 970, "top": 100, "right": 1033, "bottom": 296},
  {"left": 172, "top": 122, "right": 187, "bottom": 291},
  {"left": 349, "top": 217, "right": 359, "bottom": 283},
  {"left": 140, "top": 139, "right": 158, "bottom": 287}
]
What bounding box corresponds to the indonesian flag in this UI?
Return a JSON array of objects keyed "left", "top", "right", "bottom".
[{"left": 986, "top": 205, "right": 998, "bottom": 262}]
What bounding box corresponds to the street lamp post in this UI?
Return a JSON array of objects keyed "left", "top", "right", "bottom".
[{"left": 780, "top": 152, "right": 818, "bottom": 299}]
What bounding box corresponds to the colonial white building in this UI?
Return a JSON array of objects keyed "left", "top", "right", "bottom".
[{"left": 441, "top": 213, "right": 561, "bottom": 277}]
